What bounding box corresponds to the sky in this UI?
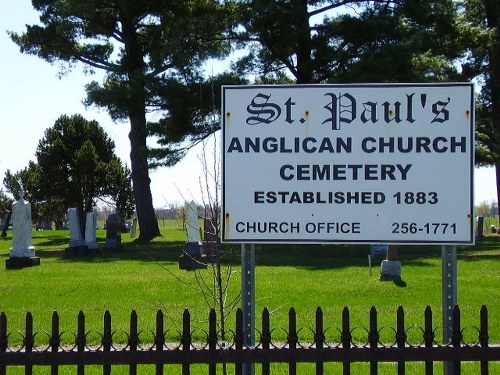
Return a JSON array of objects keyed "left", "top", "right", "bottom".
[{"left": 1, "top": 2, "right": 498, "bottom": 209}]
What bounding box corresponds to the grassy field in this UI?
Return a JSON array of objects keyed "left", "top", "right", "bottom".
[{"left": 0, "top": 222, "right": 499, "bottom": 373}]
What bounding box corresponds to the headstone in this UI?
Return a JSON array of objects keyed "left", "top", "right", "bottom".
[
  {"left": 67, "top": 208, "right": 85, "bottom": 248},
  {"left": 66, "top": 207, "right": 85, "bottom": 247},
  {"left": 379, "top": 245, "right": 402, "bottom": 282},
  {"left": 187, "top": 201, "right": 201, "bottom": 243},
  {"left": 179, "top": 201, "right": 206, "bottom": 270},
  {"left": 380, "top": 259, "right": 402, "bottom": 281},
  {"left": 105, "top": 213, "right": 122, "bottom": 250},
  {"left": 6, "top": 189, "right": 39, "bottom": 269},
  {"left": 130, "top": 217, "right": 138, "bottom": 238},
  {"left": 476, "top": 215, "right": 484, "bottom": 240},
  {"left": 84, "top": 212, "right": 99, "bottom": 251},
  {"left": 65, "top": 207, "right": 87, "bottom": 255}
]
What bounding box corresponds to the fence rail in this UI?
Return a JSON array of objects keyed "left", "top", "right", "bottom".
[{"left": 1, "top": 305, "right": 499, "bottom": 375}]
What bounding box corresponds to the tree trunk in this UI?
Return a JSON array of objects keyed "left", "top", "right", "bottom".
[
  {"left": 484, "top": 0, "right": 500, "bottom": 227},
  {"left": 496, "top": 163, "right": 500, "bottom": 227},
  {"left": 484, "top": 0, "right": 500, "bottom": 226},
  {"left": 129, "top": 114, "right": 160, "bottom": 240},
  {"left": 120, "top": 7, "right": 160, "bottom": 241},
  {"left": 294, "top": 0, "right": 313, "bottom": 83}
]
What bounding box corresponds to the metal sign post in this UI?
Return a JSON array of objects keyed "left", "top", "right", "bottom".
[
  {"left": 241, "top": 243, "right": 255, "bottom": 375},
  {"left": 442, "top": 245, "right": 457, "bottom": 375}
]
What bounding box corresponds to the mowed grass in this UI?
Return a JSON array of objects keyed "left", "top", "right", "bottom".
[{"left": 0, "top": 222, "right": 498, "bottom": 352}]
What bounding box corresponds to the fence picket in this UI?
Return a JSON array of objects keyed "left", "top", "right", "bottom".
[
  {"left": 261, "top": 308, "right": 271, "bottom": 375},
  {"left": 451, "top": 306, "right": 462, "bottom": 374},
  {"left": 0, "top": 312, "right": 6, "bottom": 375},
  {"left": 25, "top": 312, "right": 34, "bottom": 375},
  {"left": 129, "top": 310, "right": 138, "bottom": 375},
  {"left": 341, "top": 306, "right": 351, "bottom": 375},
  {"left": 155, "top": 310, "right": 165, "bottom": 375},
  {"left": 102, "top": 310, "right": 112, "bottom": 375},
  {"left": 315, "top": 307, "right": 324, "bottom": 375},
  {"left": 480, "top": 305, "right": 489, "bottom": 375},
  {"left": 77, "top": 311, "right": 85, "bottom": 375},
  {"left": 235, "top": 308, "right": 243, "bottom": 375},
  {"left": 288, "top": 307, "right": 298, "bottom": 375},
  {"left": 369, "top": 306, "right": 378, "bottom": 375},
  {"left": 50, "top": 311, "right": 60, "bottom": 375},
  {"left": 182, "top": 309, "right": 191, "bottom": 375},
  {"left": 424, "top": 306, "right": 434, "bottom": 375},
  {"left": 208, "top": 309, "right": 217, "bottom": 375},
  {"left": 396, "top": 306, "right": 406, "bottom": 375}
]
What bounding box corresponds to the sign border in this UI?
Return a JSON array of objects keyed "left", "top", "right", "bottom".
[{"left": 221, "top": 83, "right": 475, "bottom": 245}]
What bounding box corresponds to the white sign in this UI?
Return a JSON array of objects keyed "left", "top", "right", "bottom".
[{"left": 222, "top": 84, "right": 474, "bottom": 244}]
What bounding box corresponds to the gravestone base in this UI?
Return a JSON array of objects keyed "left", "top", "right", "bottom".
[
  {"left": 179, "top": 253, "right": 207, "bottom": 270},
  {"left": 179, "top": 242, "right": 207, "bottom": 270},
  {"left": 69, "top": 239, "right": 85, "bottom": 248},
  {"left": 104, "top": 238, "right": 123, "bottom": 250},
  {"left": 6, "top": 256, "right": 41, "bottom": 269},
  {"left": 86, "top": 246, "right": 100, "bottom": 254},
  {"left": 65, "top": 245, "right": 90, "bottom": 256},
  {"left": 203, "top": 242, "right": 219, "bottom": 264},
  {"left": 379, "top": 260, "right": 402, "bottom": 281},
  {"left": 85, "top": 241, "right": 99, "bottom": 251}
]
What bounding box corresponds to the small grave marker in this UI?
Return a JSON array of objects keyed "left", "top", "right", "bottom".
[
  {"left": 104, "top": 213, "right": 122, "bottom": 250},
  {"left": 179, "top": 201, "right": 206, "bottom": 270},
  {"left": 85, "top": 212, "right": 99, "bottom": 251}
]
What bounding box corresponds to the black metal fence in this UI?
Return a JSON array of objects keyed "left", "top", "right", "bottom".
[{"left": 0, "top": 305, "right": 499, "bottom": 374}]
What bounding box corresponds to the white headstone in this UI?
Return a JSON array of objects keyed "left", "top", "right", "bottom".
[
  {"left": 67, "top": 208, "right": 84, "bottom": 247},
  {"left": 9, "top": 189, "right": 35, "bottom": 258},
  {"left": 84, "top": 212, "right": 98, "bottom": 249},
  {"left": 186, "top": 201, "right": 200, "bottom": 243}
]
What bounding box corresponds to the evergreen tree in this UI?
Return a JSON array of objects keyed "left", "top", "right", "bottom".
[
  {"left": 234, "top": 0, "right": 463, "bottom": 84},
  {"left": 4, "top": 114, "right": 134, "bottom": 234},
  {"left": 10, "top": 0, "right": 234, "bottom": 240}
]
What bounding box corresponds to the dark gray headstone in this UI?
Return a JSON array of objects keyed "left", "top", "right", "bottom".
[
  {"left": 105, "top": 213, "right": 122, "bottom": 249},
  {"left": 476, "top": 215, "right": 484, "bottom": 240}
]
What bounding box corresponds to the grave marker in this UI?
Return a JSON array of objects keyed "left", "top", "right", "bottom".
[
  {"left": 85, "top": 211, "right": 99, "bottom": 251},
  {"left": 104, "top": 213, "right": 122, "bottom": 250},
  {"left": 179, "top": 201, "right": 206, "bottom": 270},
  {"left": 6, "top": 189, "right": 39, "bottom": 268}
]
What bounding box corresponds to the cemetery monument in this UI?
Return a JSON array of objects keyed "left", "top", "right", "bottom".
[
  {"left": 6, "top": 189, "right": 40, "bottom": 268},
  {"left": 104, "top": 213, "right": 122, "bottom": 250},
  {"left": 66, "top": 207, "right": 87, "bottom": 255},
  {"left": 179, "top": 201, "right": 206, "bottom": 270},
  {"left": 85, "top": 211, "right": 99, "bottom": 251}
]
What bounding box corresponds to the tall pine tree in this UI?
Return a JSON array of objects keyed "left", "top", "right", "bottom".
[{"left": 10, "top": 0, "right": 233, "bottom": 240}]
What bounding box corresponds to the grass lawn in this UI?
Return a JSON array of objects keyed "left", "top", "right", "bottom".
[{"left": 0, "top": 224, "right": 498, "bottom": 373}]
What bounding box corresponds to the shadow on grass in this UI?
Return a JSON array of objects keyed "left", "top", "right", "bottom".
[
  {"left": 10, "top": 232, "right": 499, "bottom": 271},
  {"left": 56, "top": 240, "right": 185, "bottom": 264}
]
